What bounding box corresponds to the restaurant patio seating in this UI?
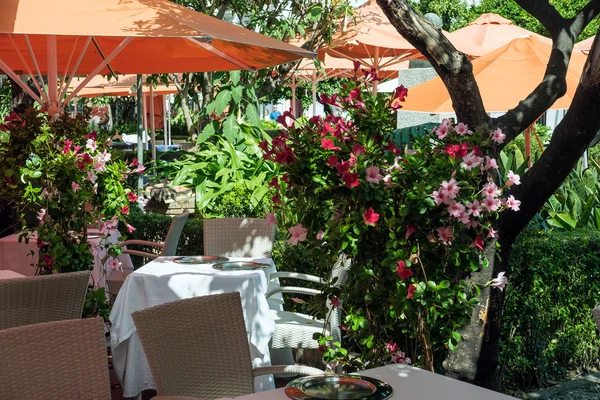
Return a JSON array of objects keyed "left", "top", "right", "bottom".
[
  {"left": 266, "top": 256, "right": 351, "bottom": 350},
  {"left": 0, "top": 270, "right": 90, "bottom": 330},
  {"left": 0, "top": 317, "right": 110, "bottom": 399},
  {"left": 203, "top": 218, "right": 276, "bottom": 258},
  {"left": 131, "top": 292, "right": 322, "bottom": 399}
]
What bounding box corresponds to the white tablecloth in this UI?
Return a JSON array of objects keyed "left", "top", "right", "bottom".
[
  {"left": 109, "top": 256, "right": 279, "bottom": 398},
  {"left": 0, "top": 270, "right": 25, "bottom": 280},
  {"left": 0, "top": 229, "right": 133, "bottom": 290},
  {"left": 219, "top": 364, "right": 518, "bottom": 400}
]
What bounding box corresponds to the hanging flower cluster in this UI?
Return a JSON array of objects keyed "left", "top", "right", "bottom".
[{"left": 259, "top": 67, "right": 521, "bottom": 370}]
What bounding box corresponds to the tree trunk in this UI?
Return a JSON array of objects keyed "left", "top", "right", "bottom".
[{"left": 179, "top": 94, "right": 196, "bottom": 138}]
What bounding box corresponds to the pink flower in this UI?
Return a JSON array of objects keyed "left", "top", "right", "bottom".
[
  {"left": 327, "top": 155, "right": 339, "bottom": 168},
  {"left": 491, "top": 272, "right": 508, "bottom": 291},
  {"left": 342, "top": 172, "right": 360, "bottom": 188},
  {"left": 383, "top": 174, "right": 393, "bottom": 187},
  {"left": 134, "top": 165, "right": 146, "bottom": 174},
  {"left": 365, "top": 166, "right": 384, "bottom": 183},
  {"left": 483, "top": 197, "right": 502, "bottom": 212},
  {"left": 363, "top": 207, "right": 380, "bottom": 226},
  {"left": 406, "top": 284, "right": 416, "bottom": 299},
  {"left": 86, "top": 138, "right": 97, "bottom": 152},
  {"left": 432, "top": 190, "right": 447, "bottom": 206},
  {"left": 447, "top": 201, "right": 466, "bottom": 218},
  {"left": 391, "top": 351, "right": 411, "bottom": 365},
  {"left": 126, "top": 223, "right": 136, "bottom": 234},
  {"left": 455, "top": 123, "right": 472, "bottom": 136},
  {"left": 466, "top": 200, "right": 483, "bottom": 217},
  {"left": 487, "top": 228, "right": 499, "bottom": 239},
  {"left": 316, "top": 230, "right": 324, "bottom": 240},
  {"left": 385, "top": 341, "right": 398, "bottom": 353},
  {"left": 62, "top": 139, "right": 73, "bottom": 154},
  {"left": 435, "top": 125, "right": 448, "bottom": 140},
  {"left": 460, "top": 151, "right": 483, "bottom": 171},
  {"left": 107, "top": 257, "right": 122, "bottom": 271},
  {"left": 482, "top": 182, "right": 500, "bottom": 198},
  {"left": 396, "top": 261, "right": 413, "bottom": 280},
  {"left": 436, "top": 226, "right": 453, "bottom": 245},
  {"left": 466, "top": 219, "right": 480, "bottom": 229},
  {"left": 86, "top": 170, "right": 97, "bottom": 184},
  {"left": 287, "top": 223, "right": 308, "bottom": 245},
  {"left": 484, "top": 156, "right": 499, "bottom": 171},
  {"left": 266, "top": 212, "right": 277, "bottom": 227},
  {"left": 129, "top": 158, "right": 139, "bottom": 167},
  {"left": 37, "top": 208, "right": 46, "bottom": 222},
  {"left": 506, "top": 170, "right": 521, "bottom": 186},
  {"left": 330, "top": 296, "right": 342, "bottom": 309},
  {"left": 71, "top": 182, "right": 81, "bottom": 192},
  {"left": 491, "top": 128, "right": 506, "bottom": 144},
  {"left": 505, "top": 195, "right": 521, "bottom": 211},
  {"left": 441, "top": 179, "right": 460, "bottom": 199},
  {"left": 405, "top": 224, "right": 417, "bottom": 239},
  {"left": 352, "top": 144, "right": 365, "bottom": 155},
  {"left": 321, "top": 138, "right": 341, "bottom": 151},
  {"left": 471, "top": 236, "right": 485, "bottom": 251},
  {"left": 459, "top": 211, "right": 471, "bottom": 225}
]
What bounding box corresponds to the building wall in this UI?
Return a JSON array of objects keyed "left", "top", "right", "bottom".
[{"left": 395, "top": 68, "right": 440, "bottom": 129}]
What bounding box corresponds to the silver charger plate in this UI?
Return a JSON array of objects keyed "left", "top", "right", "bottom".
[
  {"left": 285, "top": 374, "right": 393, "bottom": 400},
  {"left": 173, "top": 256, "right": 229, "bottom": 264},
  {"left": 212, "top": 261, "right": 270, "bottom": 271}
]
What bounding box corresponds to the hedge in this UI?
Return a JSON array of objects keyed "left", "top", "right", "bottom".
[{"left": 124, "top": 210, "right": 600, "bottom": 394}]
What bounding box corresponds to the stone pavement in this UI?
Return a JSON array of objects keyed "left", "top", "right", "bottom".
[{"left": 524, "top": 372, "right": 600, "bottom": 400}]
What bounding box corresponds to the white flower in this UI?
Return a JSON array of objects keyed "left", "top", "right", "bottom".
[{"left": 490, "top": 272, "right": 508, "bottom": 291}]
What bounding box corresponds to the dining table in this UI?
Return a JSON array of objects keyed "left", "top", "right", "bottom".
[
  {"left": 0, "top": 229, "right": 133, "bottom": 290},
  {"left": 216, "top": 363, "right": 519, "bottom": 400},
  {"left": 109, "top": 256, "right": 283, "bottom": 399}
]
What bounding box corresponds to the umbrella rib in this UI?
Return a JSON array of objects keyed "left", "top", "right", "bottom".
[
  {"left": 57, "top": 37, "right": 80, "bottom": 101},
  {"left": 64, "top": 37, "right": 133, "bottom": 106},
  {"left": 91, "top": 37, "right": 117, "bottom": 78},
  {"left": 7, "top": 34, "right": 46, "bottom": 102},
  {"left": 23, "top": 34, "right": 50, "bottom": 105},
  {"left": 62, "top": 37, "right": 92, "bottom": 103},
  {"left": 0, "top": 58, "right": 43, "bottom": 105},
  {"left": 186, "top": 37, "right": 256, "bottom": 72}
]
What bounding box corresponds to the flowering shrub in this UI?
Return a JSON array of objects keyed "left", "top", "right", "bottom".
[
  {"left": 0, "top": 108, "right": 139, "bottom": 316},
  {"left": 260, "top": 68, "right": 520, "bottom": 371}
]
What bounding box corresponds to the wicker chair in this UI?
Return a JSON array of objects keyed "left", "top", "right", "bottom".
[
  {"left": 132, "top": 292, "right": 323, "bottom": 399},
  {"left": 120, "top": 210, "right": 190, "bottom": 259},
  {"left": 203, "top": 218, "right": 275, "bottom": 258},
  {"left": 0, "top": 270, "right": 90, "bottom": 330},
  {"left": 592, "top": 305, "right": 600, "bottom": 332},
  {"left": 267, "top": 256, "right": 351, "bottom": 350},
  {"left": 0, "top": 317, "right": 111, "bottom": 399}
]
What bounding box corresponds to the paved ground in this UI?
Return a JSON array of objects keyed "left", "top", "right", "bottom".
[{"left": 524, "top": 373, "right": 600, "bottom": 400}]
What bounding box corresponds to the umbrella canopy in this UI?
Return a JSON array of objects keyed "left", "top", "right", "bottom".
[
  {"left": 445, "top": 13, "right": 551, "bottom": 57},
  {"left": 575, "top": 35, "right": 595, "bottom": 54},
  {"left": 0, "top": 0, "right": 315, "bottom": 109},
  {"left": 324, "top": 0, "right": 482, "bottom": 63},
  {"left": 296, "top": 54, "right": 407, "bottom": 81},
  {"left": 401, "top": 36, "right": 587, "bottom": 113},
  {"left": 73, "top": 75, "right": 177, "bottom": 98}
]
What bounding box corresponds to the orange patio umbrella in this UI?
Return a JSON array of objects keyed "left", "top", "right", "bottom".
[
  {"left": 0, "top": 0, "right": 315, "bottom": 111},
  {"left": 401, "top": 36, "right": 586, "bottom": 113},
  {"left": 575, "top": 35, "right": 595, "bottom": 54},
  {"left": 445, "top": 14, "right": 551, "bottom": 57},
  {"left": 74, "top": 75, "right": 177, "bottom": 98}
]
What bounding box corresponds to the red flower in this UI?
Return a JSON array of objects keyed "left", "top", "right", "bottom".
[
  {"left": 85, "top": 131, "right": 97, "bottom": 140},
  {"left": 281, "top": 174, "right": 290, "bottom": 184},
  {"left": 330, "top": 296, "right": 342, "bottom": 309},
  {"left": 342, "top": 172, "right": 360, "bottom": 188},
  {"left": 272, "top": 195, "right": 283, "bottom": 205},
  {"left": 353, "top": 60, "right": 361, "bottom": 73},
  {"left": 327, "top": 155, "right": 339, "bottom": 167},
  {"left": 352, "top": 144, "right": 365, "bottom": 155},
  {"left": 268, "top": 177, "right": 280, "bottom": 190},
  {"left": 62, "top": 140, "right": 73, "bottom": 154},
  {"left": 319, "top": 94, "right": 341, "bottom": 107},
  {"left": 383, "top": 139, "right": 401, "bottom": 155},
  {"left": 406, "top": 284, "right": 416, "bottom": 299},
  {"left": 471, "top": 236, "right": 485, "bottom": 251},
  {"left": 321, "top": 138, "right": 341, "bottom": 151},
  {"left": 336, "top": 160, "right": 351, "bottom": 175},
  {"left": 472, "top": 145, "right": 483, "bottom": 157},
  {"left": 445, "top": 144, "right": 460, "bottom": 159},
  {"left": 457, "top": 142, "right": 469, "bottom": 158},
  {"left": 405, "top": 224, "right": 417, "bottom": 239},
  {"left": 127, "top": 192, "right": 138, "bottom": 202},
  {"left": 121, "top": 206, "right": 130, "bottom": 215},
  {"left": 396, "top": 261, "right": 413, "bottom": 280},
  {"left": 129, "top": 158, "right": 139, "bottom": 167},
  {"left": 363, "top": 207, "right": 379, "bottom": 226},
  {"left": 258, "top": 141, "right": 270, "bottom": 154},
  {"left": 349, "top": 88, "right": 361, "bottom": 100},
  {"left": 390, "top": 85, "right": 409, "bottom": 110},
  {"left": 42, "top": 254, "right": 54, "bottom": 270},
  {"left": 274, "top": 148, "right": 296, "bottom": 165}
]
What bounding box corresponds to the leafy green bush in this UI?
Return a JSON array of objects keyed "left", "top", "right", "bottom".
[{"left": 501, "top": 229, "right": 600, "bottom": 393}]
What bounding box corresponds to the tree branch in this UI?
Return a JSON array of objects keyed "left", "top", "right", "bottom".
[
  {"left": 493, "top": 0, "right": 600, "bottom": 145},
  {"left": 376, "top": 0, "right": 488, "bottom": 128},
  {"left": 498, "top": 34, "right": 600, "bottom": 245}
]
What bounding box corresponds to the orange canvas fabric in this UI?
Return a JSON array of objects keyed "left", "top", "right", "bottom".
[
  {"left": 0, "top": 0, "right": 314, "bottom": 75},
  {"left": 401, "top": 36, "right": 587, "bottom": 113},
  {"left": 575, "top": 36, "right": 595, "bottom": 54},
  {"left": 74, "top": 75, "right": 177, "bottom": 98}
]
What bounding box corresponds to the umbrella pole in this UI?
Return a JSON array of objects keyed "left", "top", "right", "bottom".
[
  {"left": 312, "top": 71, "right": 317, "bottom": 117},
  {"left": 525, "top": 125, "right": 532, "bottom": 168},
  {"left": 291, "top": 75, "right": 297, "bottom": 117},
  {"left": 143, "top": 93, "right": 149, "bottom": 151},
  {"left": 136, "top": 74, "right": 144, "bottom": 191},
  {"left": 149, "top": 85, "right": 156, "bottom": 165},
  {"left": 373, "top": 46, "right": 380, "bottom": 96},
  {"left": 47, "top": 35, "right": 58, "bottom": 112},
  {"left": 167, "top": 98, "right": 172, "bottom": 146}
]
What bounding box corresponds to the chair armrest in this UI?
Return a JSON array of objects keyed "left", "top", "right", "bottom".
[
  {"left": 269, "top": 272, "right": 324, "bottom": 284},
  {"left": 121, "top": 249, "right": 159, "bottom": 259},
  {"left": 254, "top": 365, "right": 324, "bottom": 377},
  {"left": 121, "top": 240, "right": 164, "bottom": 249},
  {"left": 266, "top": 286, "right": 322, "bottom": 299}
]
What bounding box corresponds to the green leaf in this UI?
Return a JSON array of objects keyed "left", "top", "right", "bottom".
[
  {"left": 197, "top": 122, "right": 216, "bottom": 144},
  {"left": 230, "top": 70, "right": 241, "bottom": 86},
  {"left": 232, "top": 86, "right": 243, "bottom": 105},
  {"left": 223, "top": 115, "right": 240, "bottom": 143},
  {"left": 210, "top": 90, "right": 232, "bottom": 115},
  {"left": 245, "top": 105, "right": 261, "bottom": 127}
]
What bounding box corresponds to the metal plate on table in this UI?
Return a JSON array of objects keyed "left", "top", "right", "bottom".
[
  {"left": 285, "top": 375, "right": 393, "bottom": 400},
  {"left": 173, "top": 256, "right": 229, "bottom": 264},
  {"left": 212, "top": 261, "right": 270, "bottom": 271}
]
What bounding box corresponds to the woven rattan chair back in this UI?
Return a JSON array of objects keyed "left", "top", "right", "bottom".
[
  {"left": 0, "top": 270, "right": 90, "bottom": 330},
  {"left": 203, "top": 217, "right": 275, "bottom": 258},
  {"left": 0, "top": 317, "right": 111, "bottom": 400},
  {"left": 592, "top": 305, "right": 600, "bottom": 332},
  {"left": 162, "top": 210, "right": 190, "bottom": 256},
  {"left": 132, "top": 292, "right": 255, "bottom": 398},
  {"left": 328, "top": 256, "right": 351, "bottom": 343}
]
